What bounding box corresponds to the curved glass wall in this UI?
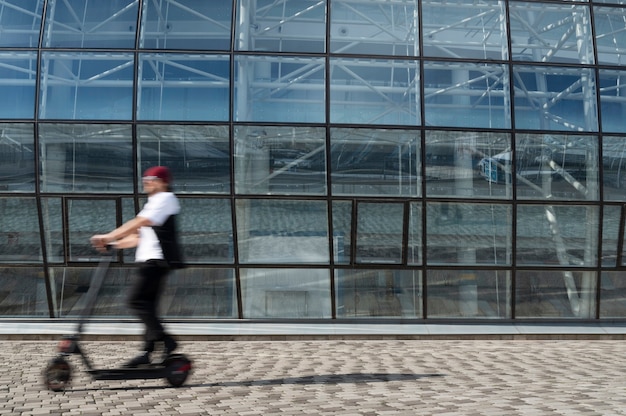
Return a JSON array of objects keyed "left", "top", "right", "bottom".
[{"left": 2, "top": 0, "right": 626, "bottom": 323}]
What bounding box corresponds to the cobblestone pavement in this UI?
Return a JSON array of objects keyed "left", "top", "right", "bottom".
[{"left": 1, "top": 339, "right": 625, "bottom": 415}]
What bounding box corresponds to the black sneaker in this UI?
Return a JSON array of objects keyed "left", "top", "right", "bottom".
[
  {"left": 123, "top": 352, "right": 151, "bottom": 368},
  {"left": 159, "top": 337, "right": 178, "bottom": 362}
]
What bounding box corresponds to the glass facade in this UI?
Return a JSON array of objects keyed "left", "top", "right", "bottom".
[{"left": 2, "top": 0, "right": 626, "bottom": 323}]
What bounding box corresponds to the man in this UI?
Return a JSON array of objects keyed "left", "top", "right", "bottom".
[{"left": 90, "top": 166, "right": 183, "bottom": 367}]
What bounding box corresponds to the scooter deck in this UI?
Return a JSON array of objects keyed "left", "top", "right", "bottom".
[{"left": 88, "top": 365, "right": 168, "bottom": 381}]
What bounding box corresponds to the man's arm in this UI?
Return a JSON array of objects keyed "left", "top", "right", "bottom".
[{"left": 90, "top": 216, "right": 152, "bottom": 248}]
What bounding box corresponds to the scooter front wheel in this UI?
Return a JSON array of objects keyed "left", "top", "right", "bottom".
[
  {"left": 44, "top": 356, "right": 72, "bottom": 392},
  {"left": 163, "top": 354, "right": 192, "bottom": 387}
]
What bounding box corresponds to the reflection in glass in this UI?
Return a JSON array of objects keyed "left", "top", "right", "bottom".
[
  {"left": 427, "top": 269, "right": 510, "bottom": 318},
  {"left": 68, "top": 199, "right": 116, "bottom": 262},
  {"left": 234, "top": 55, "right": 324, "bottom": 122},
  {"left": 0, "top": 52, "right": 37, "bottom": 118},
  {"left": 602, "top": 205, "right": 620, "bottom": 267},
  {"left": 516, "top": 270, "right": 596, "bottom": 319},
  {"left": 330, "top": 58, "right": 420, "bottom": 125},
  {"left": 594, "top": 6, "right": 626, "bottom": 65},
  {"left": 137, "top": 124, "right": 230, "bottom": 194},
  {"left": 332, "top": 201, "right": 352, "bottom": 264},
  {"left": 138, "top": 54, "right": 230, "bottom": 121},
  {"left": 356, "top": 202, "right": 403, "bottom": 264},
  {"left": 0, "top": 124, "right": 35, "bottom": 192},
  {"left": 41, "top": 197, "right": 63, "bottom": 263},
  {"left": 39, "top": 52, "right": 134, "bottom": 120},
  {"left": 408, "top": 202, "right": 422, "bottom": 265},
  {"left": 598, "top": 69, "right": 626, "bottom": 133},
  {"left": 424, "top": 61, "right": 509, "bottom": 128},
  {"left": 0, "top": 0, "right": 43, "bottom": 47},
  {"left": 0, "top": 267, "right": 48, "bottom": 316},
  {"left": 234, "top": 126, "right": 326, "bottom": 195},
  {"left": 39, "top": 124, "right": 133, "bottom": 193},
  {"left": 336, "top": 269, "right": 421, "bottom": 318},
  {"left": 330, "top": 128, "right": 420, "bottom": 197},
  {"left": 236, "top": 199, "right": 329, "bottom": 264},
  {"left": 427, "top": 202, "right": 512, "bottom": 266},
  {"left": 330, "top": 0, "right": 418, "bottom": 56},
  {"left": 603, "top": 136, "right": 626, "bottom": 200},
  {"left": 600, "top": 271, "right": 626, "bottom": 318},
  {"left": 165, "top": 268, "right": 237, "bottom": 317},
  {"left": 179, "top": 198, "right": 233, "bottom": 264},
  {"left": 426, "top": 131, "right": 511, "bottom": 199},
  {"left": 0, "top": 198, "right": 42, "bottom": 263},
  {"left": 240, "top": 268, "right": 331, "bottom": 318},
  {"left": 516, "top": 204, "right": 599, "bottom": 266}
]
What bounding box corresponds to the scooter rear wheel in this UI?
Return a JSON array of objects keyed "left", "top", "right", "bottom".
[
  {"left": 44, "top": 357, "right": 72, "bottom": 392},
  {"left": 163, "top": 354, "right": 192, "bottom": 387}
]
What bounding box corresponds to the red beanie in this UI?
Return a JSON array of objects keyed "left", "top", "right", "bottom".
[{"left": 143, "top": 166, "right": 171, "bottom": 184}]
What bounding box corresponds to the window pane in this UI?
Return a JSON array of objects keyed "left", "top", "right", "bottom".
[
  {"left": 598, "top": 69, "right": 626, "bottom": 133},
  {"left": 0, "top": 267, "right": 48, "bottom": 316},
  {"left": 138, "top": 54, "right": 229, "bottom": 121},
  {"left": 408, "top": 202, "right": 422, "bottom": 265},
  {"left": 515, "top": 133, "right": 599, "bottom": 201},
  {"left": 332, "top": 201, "right": 352, "bottom": 265},
  {"left": 68, "top": 199, "right": 116, "bottom": 262},
  {"left": 330, "top": 128, "right": 421, "bottom": 197},
  {"left": 0, "top": 197, "right": 42, "bottom": 263},
  {"left": 602, "top": 205, "right": 620, "bottom": 267},
  {"left": 39, "top": 52, "right": 134, "bottom": 120},
  {"left": 165, "top": 268, "right": 237, "bottom": 318},
  {"left": 509, "top": 2, "right": 593, "bottom": 64},
  {"left": 516, "top": 270, "right": 596, "bottom": 319},
  {"left": 237, "top": 0, "right": 325, "bottom": 53},
  {"left": 427, "top": 202, "right": 512, "bottom": 266},
  {"left": 0, "top": 52, "right": 37, "bottom": 119},
  {"left": 0, "top": 0, "right": 43, "bottom": 47},
  {"left": 426, "top": 131, "right": 512, "bottom": 199},
  {"left": 516, "top": 204, "right": 599, "bottom": 266},
  {"left": 141, "top": 0, "right": 232, "bottom": 50},
  {"left": 336, "top": 269, "right": 422, "bottom": 318},
  {"left": 330, "top": 58, "right": 420, "bottom": 125},
  {"left": 137, "top": 124, "right": 230, "bottom": 194},
  {"left": 593, "top": 6, "right": 626, "bottom": 65},
  {"left": 330, "top": 0, "right": 418, "bottom": 56},
  {"left": 41, "top": 197, "right": 63, "bottom": 263},
  {"left": 234, "top": 55, "right": 324, "bottom": 122},
  {"left": 43, "top": 0, "right": 138, "bottom": 48},
  {"left": 39, "top": 124, "right": 133, "bottom": 193},
  {"left": 356, "top": 202, "right": 403, "bottom": 264},
  {"left": 240, "top": 268, "right": 331, "bottom": 318},
  {"left": 513, "top": 65, "right": 598, "bottom": 132},
  {"left": 423, "top": 61, "right": 509, "bottom": 128},
  {"left": 0, "top": 124, "right": 35, "bottom": 192},
  {"left": 427, "top": 269, "right": 510, "bottom": 319},
  {"left": 236, "top": 199, "right": 329, "bottom": 264},
  {"left": 603, "top": 136, "right": 626, "bottom": 200},
  {"left": 234, "top": 126, "right": 326, "bottom": 195},
  {"left": 422, "top": 0, "right": 507, "bottom": 60},
  {"left": 180, "top": 198, "right": 233, "bottom": 264},
  {"left": 600, "top": 271, "right": 626, "bottom": 318}
]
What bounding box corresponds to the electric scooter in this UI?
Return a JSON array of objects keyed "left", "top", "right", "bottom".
[{"left": 43, "top": 248, "right": 192, "bottom": 392}]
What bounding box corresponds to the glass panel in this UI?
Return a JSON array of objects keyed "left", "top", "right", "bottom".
[
  {"left": 336, "top": 269, "right": 422, "bottom": 318},
  {"left": 236, "top": 199, "right": 329, "bottom": 264},
  {"left": 427, "top": 269, "right": 510, "bottom": 318},
  {"left": 39, "top": 52, "right": 134, "bottom": 120},
  {"left": 422, "top": 0, "right": 507, "bottom": 60},
  {"left": 515, "top": 133, "right": 600, "bottom": 201},
  {"left": 237, "top": 0, "right": 325, "bottom": 53},
  {"left": 121, "top": 197, "right": 136, "bottom": 263},
  {"left": 356, "top": 202, "right": 403, "bottom": 264},
  {"left": 330, "top": 128, "right": 421, "bottom": 197},
  {"left": 41, "top": 197, "right": 63, "bottom": 263},
  {"left": 140, "top": 0, "right": 232, "bottom": 50},
  {"left": 593, "top": 6, "right": 626, "bottom": 65},
  {"left": 179, "top": 198, "right": 233, "bottom": 264},
  {"left": 137, "top": 125, "right": 230, "bottom": 194},
  {"left": 602, "top": 136, "right": 626, "bottom": 200},
  {"left": 0, "top": 124, "right": 35, "bottom": 192},
  {"left": 332, "top": 201, "right": 352, "bottom": 265},
  {"left": 427, "top": 202, "right": 512, "bottom": 266},
  {"left": 329, "top": 57, "right": 420, "bottom": 125},
  {"left": 598, "top": 69, "right": 626, "bottom": 133},
  {"left": 39, "top": 124, "right": 133, "bottom": 193},
  {"left": 408, "top": 202, "right": 422, "bottom": 265},
  {"left": 164, "top": 268, "right": 237, "bottom": 317},
  {"left": 509, "top": 2, "right": 594, "bottom": 64},
  {"left": 138, "top": 54, "right": 229, "bottom": 121},
  {"left": 43, "top": 0, "right": 138, "bottom": 48},
  {"left": 600, "top": 271, "right": 626, "bottom": 318},
  {"left": 602, "top": 205, "right": 620, "bottom": 267},
  {"left": 68, "top": 199, "right": 116, "bottom": 262},
  {"left": 234, "top": 126, "right": 326, "bottom": 195},
  {"left": 234, "top": 55, "right": 325, "bottom": 122},
  {"left": 0, "top": 197, "right": 42, "bottom": 263},
  {"left": 0, "top": 267, "right": 48, "bottom": 316},
  {"left": 516, "top": 270, "right": 596, "bottom": 319},
  {"left": 330, "top": 0, "right": 418, "bottom": 56},
  {"left": 426, "top": 131, "right": 512, "bottom": 199},
  {"left": 513, "top": 65, "right": 598, "bottom": 132},
  {"left": 516, "top": 204, "right": 599, "bottom": 266},
  {"left": 0, "top": 0, "right": 43, "bottom": 47},
  {"left": 0, "top": 52, "right": 37, "bottom": 119},
  {"left": 240, "top": 268, "right": 331, "bottom": 318}
]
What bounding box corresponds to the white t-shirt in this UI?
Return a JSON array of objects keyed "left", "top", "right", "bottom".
[{"left": 134, "top": 192, "right": 180, "bottom": 263}]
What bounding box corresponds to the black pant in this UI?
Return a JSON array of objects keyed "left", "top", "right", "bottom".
[{"left": 128, "top": 260, "right": 169, "bottom": 352}]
